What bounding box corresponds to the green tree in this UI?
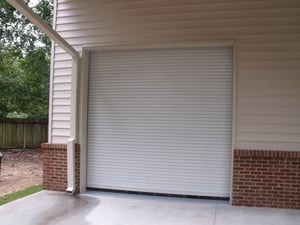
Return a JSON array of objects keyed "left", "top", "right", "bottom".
[
  {"left": 0, "top": 44, "right": 25, "bottom": 117},
  {"left": 19, "top": 47, "right": 50, "bottom": 118},
  {"left": 0, "top": 0, "right": 53, "bottom": 118}
]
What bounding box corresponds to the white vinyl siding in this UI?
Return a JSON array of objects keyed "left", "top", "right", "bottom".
[
  {"left": 236, "top": 38, "right": 300, "bottom": 150},
  {"left": 50, "top": 0, "right": 300, "bottom": 152},
  {"left": 87, "top": 47, "right": 233, "bottom": 197}
]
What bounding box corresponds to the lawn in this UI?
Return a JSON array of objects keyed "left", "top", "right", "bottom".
[{"left": 0, "top": 185, "right": 42, "bottom": 206}]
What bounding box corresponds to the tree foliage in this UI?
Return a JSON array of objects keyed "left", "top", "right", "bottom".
[{"left": 0, "top": 0, "right": 53, "bottom": 118}]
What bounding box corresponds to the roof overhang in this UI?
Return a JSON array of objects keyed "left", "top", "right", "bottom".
[{"left": 7, "top": 0, "right": 79, "bottom": 59}]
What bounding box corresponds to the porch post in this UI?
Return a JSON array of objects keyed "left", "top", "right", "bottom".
[{"left": 66, "top": 57, "right": 80, "bottom": 194}]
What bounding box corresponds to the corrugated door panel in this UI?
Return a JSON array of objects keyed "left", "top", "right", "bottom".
[{"left": 87, "top": 47, "right": 233, "bottom": 197}]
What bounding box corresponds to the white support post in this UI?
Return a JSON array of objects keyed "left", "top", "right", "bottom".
[
  {"left": 66, "top": 57, "right": 79, "bottom": 195},
  {"left": 70, "top": 57, "right": 79, "bottom": 140}
]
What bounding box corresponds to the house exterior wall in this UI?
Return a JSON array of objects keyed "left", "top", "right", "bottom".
[
  {"left": 46, "top": 0, "right": 300, "bottom": 208},
  {"left": 50, "top": 0, "right": 300, "bottom": 151}
]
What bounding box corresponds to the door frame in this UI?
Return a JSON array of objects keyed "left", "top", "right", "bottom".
[{"left": 78, "top": 41, "right": 237, "bottom": 202}]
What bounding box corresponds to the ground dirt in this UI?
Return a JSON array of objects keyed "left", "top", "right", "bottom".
[{"left": 0, "top": 149, "right": 42, "bottom": 197}]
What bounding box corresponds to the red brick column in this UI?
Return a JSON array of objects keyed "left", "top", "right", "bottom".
[
  {"left": 41, "top": 143, "right": 80, "bottom": 193},
  {"left": 232, "top": 149, "right": 300, "bottom": 209}
]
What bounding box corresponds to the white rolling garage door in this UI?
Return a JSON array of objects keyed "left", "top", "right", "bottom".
[{"left": 87, "top": 47, "right": 233, "bottom": 197}]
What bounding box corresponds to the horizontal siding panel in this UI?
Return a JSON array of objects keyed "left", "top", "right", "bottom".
[
  {"left": 52, "top": 113, "right": 70, "bottom": 121},
  {"left": 56, "top": 17, "right": 300, "bottom": 34},
  {"left": 237, "top": 133, "right": 300, "bottom": 143},
  {"left": 238, "top": 88, "right": 300, "bottom": 97},
  {"left": 237, "top": 97, "right": 300, "bottom": 107},
  {"left": 54, "top": 45, "right": 83, "bottom": 53},
  {"left": 238, "top": 106, "right": 300, "bottom": 116},
  {"left": 53, "top": 83, "right": 71, "bottom": 91},
  {"left": 52, "top": 128, "right": 70, "bottom": 136},
  {"left": 54, "top": 52, "right": 73, "bottom": 61},
  {"left": 238, "top": 124, "right": 300, "bottom": 134},
  {"left": 53, "top": 68, "right": 72, "bottom": 76},
  {"left": 52, "top": 136, "right": 71, "bottom": 144},
  {"left": 238, "top": 34, "right": 300, "bottom": 43},
  {"left": 52, "top": 105, "right": 71, "bottom": 113},
  {"left": 60, "top": 32, "right": 299, "bottom": 48},
  {"left": 235, "top": 141, "right": 300, "bottom": 151},
  {"left": 237, "top": 115, "right": 300, "bottom": 125},
  {"left": 238, "top": 61, "right": 300, "bottom": 69},
  {"left": 238, "top": 83, "right": 300, "bottom": 92},
  {"left": 53, "top": 90, "right": 71, "bottom": 99},
  {"left": 52, "top": 120, "right": 70, "bottom": 129},
  {"left": 238, "top": 69, "right": 300, "bottom": 79},
  {"left": 59, "top": 25, "right": 299, "bottom": 43},
  {"left": 54, "top": 60, "right": 72, "bottom": 69},
  {"left": 56, "top": 9, "right": 300, "bottom": 28},
  {"left": 56, "top": 0, "right": 300, "bottom": 16},
  {"left": 59, "top": 36, "right": 231, "bottom": 47},
  {"left": 239, "top": 75, "right": 300, "bottom": 84},
  {"left": 52, "top": 35, "right": 300, "bottom": 54},
  {"left": 52, "top": 98, "right": 70, "bottom": 106},
  {"left": 239, "top": 52, "right": 300, "bottom": 61},
  {"left": 238, "top": 43, "right": 300, "bottom": 52},
  {"left": 53, "top": 75, "right": 71, "bottom": 84}
]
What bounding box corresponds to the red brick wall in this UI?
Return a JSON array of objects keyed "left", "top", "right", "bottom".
[
  {"left": 42, "top": 144, "right": 300, "bottom": 209},
  {"left": 232, "top": 149, "right": 300, "bottom": 209},
  {"left": 41, "top": 143, "right": 80, "bottom": 193}
]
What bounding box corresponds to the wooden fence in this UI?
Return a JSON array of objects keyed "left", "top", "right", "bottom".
[{"left": 0, "top": 118, "right": 48, "bottom": 149}]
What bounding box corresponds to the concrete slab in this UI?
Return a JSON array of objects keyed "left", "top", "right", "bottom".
[
  {"left": 0, "top": 190, "right": 299, "bottom": 225},
  {"left": 215, "top": 203, "right": 300, "bottom": 225}
]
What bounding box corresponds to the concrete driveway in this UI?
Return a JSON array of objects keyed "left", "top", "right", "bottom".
[{"left": 0, "top": 190, "right": 299, "bottom": 225}]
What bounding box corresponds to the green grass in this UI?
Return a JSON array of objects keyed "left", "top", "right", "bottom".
[{"left": 0, "top": 185, "right": 43, "bottom": 206}]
